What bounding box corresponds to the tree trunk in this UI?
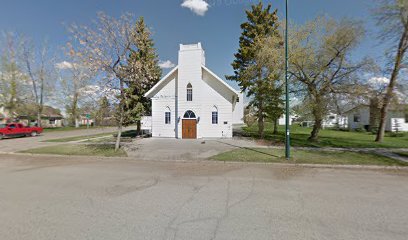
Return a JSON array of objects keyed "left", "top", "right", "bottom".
[
  {"left": 309, "top": 117, "right": 322, "bottom": 142},
  {"left": 375, "top": 29, "right": 407, "bottom": 142},
  {"left": 273, "top": 119, "right": 278, "bottom": 134},
  {"left": 136, "top": 120, "right": 141, "bottom": 136},
  {"left": 115, "top": 79, "right": 125, "bottom": 152},
  {"left": 71, "top": 93, "right": 79, "bottom": 127},
  {"left": 258, "top": 102, "right": 265, "bottom": 139},
  {"left": 37, "top": 104, "right": 43, "bottom": 127},
  {"left": 37, "top": 111, "right": 41, "bottom": 127},
  {"left": 308, "top": 92, "right": 323, "bottom": 142}
]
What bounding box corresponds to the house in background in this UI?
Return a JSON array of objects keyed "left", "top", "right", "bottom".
[
  {"left": 17, "top": 105, "right": 65, "bottom": 128},
  {"left": 145, "top": 43, "right": 244, "bottom": 139},
  {"left": 79, "top": 114, "right": 95, "bottom": 127},
  {"left": 1, "top": 105, "right": 64, "bottom": 128},
  {"left": 344, "top": 104, "right": 408, "bottom": 132}
]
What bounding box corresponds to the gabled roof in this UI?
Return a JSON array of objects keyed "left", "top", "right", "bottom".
[
  {"left": 144, "top": 65, "right": 239, "bottom": 99},
  {"left": 145, "top": 66, "right": 178, "bottom": 98},
  {"left": 201, "top": 65, "right": 239, "bottom": 97}
]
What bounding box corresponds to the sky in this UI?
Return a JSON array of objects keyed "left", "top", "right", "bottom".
[{"left": 0, "top": 0, "right": 386, "bottom": 90}]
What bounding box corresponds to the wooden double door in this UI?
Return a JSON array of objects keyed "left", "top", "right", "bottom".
[{"left": 182, "top": 119, "right": 197, "bottom": 139}]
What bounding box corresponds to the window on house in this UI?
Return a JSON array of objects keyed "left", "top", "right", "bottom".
[
  {"left": 236, "top": 97, "right": 240, "bottom": 103},
  {"left": 405, "top": 113, "right": 408, "bottom": 123},
  {"left": 212, "top": 106, "right": 218, "bottom": 124},
  {"left": 187, "top": 83, "right": 193, "bottom": 101},
  {"left": 354, "top": 115, "right": 360, "bottom": 123},
  {"left": 49, "top": 118, "right": 56, "bottom": 125},
  {"left": 165, "top": 109, "right": 171, "bottom": 124},
  {"left": 183, "top": 110, "right": 196, "bottom": 119}
]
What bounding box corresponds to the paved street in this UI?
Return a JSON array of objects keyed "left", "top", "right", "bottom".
[{"left": 1, "top": 154, "right": 407, "bottom": 240}]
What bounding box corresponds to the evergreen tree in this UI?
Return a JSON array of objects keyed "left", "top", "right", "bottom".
[
  {"left": 95, "top": 96, "right": 111, "bottom": 126},
  {"left": 226, "top": 2, "right": 281, "bottom": 138},
  {"left": 122, "top": 17, "right": 162, "bottom": 134}
]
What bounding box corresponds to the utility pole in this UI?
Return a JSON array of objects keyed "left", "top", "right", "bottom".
[{"left": 285, "top": 0, "right": 290, "bottom": 159}]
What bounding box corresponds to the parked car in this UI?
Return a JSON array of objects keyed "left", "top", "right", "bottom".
[{"left": 0, "top": 123, "right": 43, "bottom": 139}]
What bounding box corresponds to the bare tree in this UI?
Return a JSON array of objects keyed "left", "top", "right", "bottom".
[
  {"left": 22, "top": 38, "right": 55, "bottom": 127},
  {"left": 374, "top": 0, "right": 408, "bottom": 142},
  {"left": 56, "top": 57, "right": 92, "bottom": 127},
  {"left": 0, "top": 32, "right": 28, "bottom": 116},
  {"left": 68, "top": 12, "right": 137, "bottom": 151}
]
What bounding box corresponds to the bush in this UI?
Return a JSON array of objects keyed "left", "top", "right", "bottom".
[
  {"left": 354, "top": 127, "right": 366, "bottom": 132},
  {"left": 387, "top": 132, "right": 406, "bottom": 138},
  {"left": 370, "top": 127, "right": 379, "bottom": 135}
]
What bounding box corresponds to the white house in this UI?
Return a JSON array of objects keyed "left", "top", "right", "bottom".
[
  {"left": 145, "top": 43, "right": 244, "bottom": 139},
  {"left": 344, "top": 104, "right": 408, "bottom": 132}
]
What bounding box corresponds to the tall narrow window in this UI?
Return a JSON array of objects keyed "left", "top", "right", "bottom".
[
  {"left": 187, "top": 83, "right": 193, "bottom": 101},
  {"left": 212, "top": 106, "right": 218, "bottom": 124},
  {"left": 165, "top": 107, "right": 171, "bottom": 124}
]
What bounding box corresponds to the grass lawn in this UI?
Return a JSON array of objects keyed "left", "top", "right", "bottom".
[
  {"left": 395, "top": 152, "right": 408, "bottom": 158},
  {"left": 212, "top": 148, "right": 408, "bottom": 166},
  {"left": 42, "top": 126, "right": 103, "bottom": 133},
  {"left": 242, "top": 123, "right": 408, "bottom": 149},
  {"left": 44, "top": 133, "right": 115, "bottom": 143},
  {"left": 20, "top": 144, "right": 127, "bottom": 157}
]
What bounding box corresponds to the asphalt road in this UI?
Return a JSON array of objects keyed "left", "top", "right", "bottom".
[{"left": 1, "top": 154, "right": 407, "bottom": 240}]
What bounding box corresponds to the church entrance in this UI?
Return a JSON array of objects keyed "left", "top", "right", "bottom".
[{"left": 182, "top": 110, "right": 197, "bottom": 139}]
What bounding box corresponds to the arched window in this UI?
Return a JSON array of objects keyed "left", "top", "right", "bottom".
[
  {"left": 183, "top": 110, "right": 196, "bottom": 119},
  {"left": 165, "top": 107, "right": 171, "bottom": 124},
  {"left": 212, "top": 106, "right": 218, "bottom": 124},
  {"left": 186, "top": 83, "right": 193, "bottom": 101}
]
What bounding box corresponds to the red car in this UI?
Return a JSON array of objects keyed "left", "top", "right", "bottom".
[{"left": 0, "top": 123, "right": 43, "bottom": 140}]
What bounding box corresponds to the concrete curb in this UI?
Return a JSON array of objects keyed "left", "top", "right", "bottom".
[{"left": 1, "top": 152, "right": 408, "bottom": 171}]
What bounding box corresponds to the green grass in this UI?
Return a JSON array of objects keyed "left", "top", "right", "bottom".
[
  {"left": 241, "top": 123, "right": 408, "bottom": 149},
  {"left": 212, "top": 148, "right": 408, "bottom": 166},
  {"left": 44, "top": 133, "right": 115, "bottom": 142},
  {"left": 20, "top": 144, "right": 127, "bottom": 157},
  {"left": 42, "top": 126, "right": 104, "bottom": 133},
  {"left": 395, "top": 152, "right": 408, "bottom": 158}
]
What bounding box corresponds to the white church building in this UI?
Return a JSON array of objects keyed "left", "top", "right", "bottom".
[{"left": 145, "top": 43, "right": 244, "bottom": 139}]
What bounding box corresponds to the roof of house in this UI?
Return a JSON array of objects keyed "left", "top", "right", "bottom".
[
  {"left": 17, "top": 105, "right": 64, "bottom": 119},
  {"left": 145, "top": 65, "right": 238, "bottom": 98},
  {"left": 145, "top": 66, "right": 179, "bottom": 98}
]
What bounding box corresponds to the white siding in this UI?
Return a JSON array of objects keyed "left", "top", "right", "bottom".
[
  {"left": 148, "top": 43, "right": 239, "bottom": 138},
  {"left": 232, "top": 92, "right": 244, "bottom": 124},
  {"left": 388, "top": 111, "right": 408, "bottom": 132},
  {"left": 141, "top": 116, "right": 152, "bottom": 131},
  {"left": 347, "top": 107, "right": 370, "bottom": 130},
  {"left": 151, "top": 74, "right": 177, "bottom": 138}
]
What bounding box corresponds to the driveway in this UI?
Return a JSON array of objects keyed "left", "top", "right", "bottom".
[
  {"left": 1, "top": 154, "right": 407, "bottom": 240},
  {"left": 0, "top": 127, "right": 133, "bottom": 153},
  {"left": 125, "top": 138, "right": 260, "bottom": 161}
]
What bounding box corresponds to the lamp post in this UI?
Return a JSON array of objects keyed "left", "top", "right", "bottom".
[{"left": 285, "top": 0, "right": 290, "bottom": 159}]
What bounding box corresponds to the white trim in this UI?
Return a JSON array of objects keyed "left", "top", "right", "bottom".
[
  {"left": 201, "top": 65, "right": 239, "bottom": 96},
  {"left": 145, "top": 66, "right": 179, "bottom": 98}
]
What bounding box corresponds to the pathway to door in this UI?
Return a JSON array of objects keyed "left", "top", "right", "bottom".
[{"left": 124, "top": 138, "right": 260, "bottom": 161}]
